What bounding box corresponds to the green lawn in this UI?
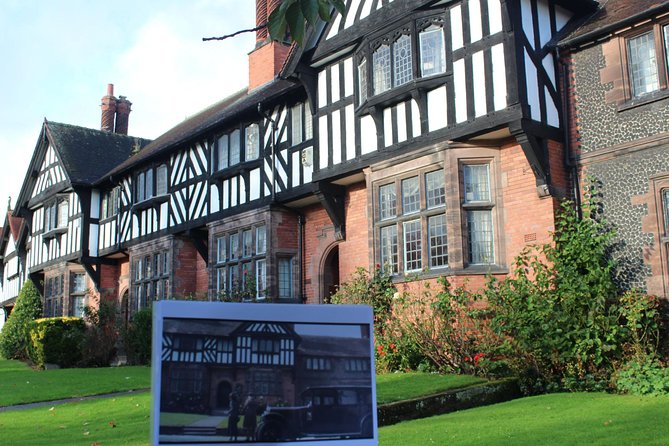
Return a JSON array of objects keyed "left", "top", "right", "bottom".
[
  {"left": 0, "top": 359, "right": 151, "bottom": 406},
  {"left": 1, "top": 392, "right": 667, "bottom": 445},
  {"left": 376, "top": 372, "right": 486, "bottom": 404},
  {"left": 379, "top": 392, "right": 669, "bottom": 446}
]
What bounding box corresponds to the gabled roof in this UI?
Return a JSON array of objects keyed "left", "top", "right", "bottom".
[
  {"left": 102, "top": 79, "right": 300, "bottom": 182},
  {"left": 7, "top": 211, "right": 23, "bottom": 243},
  {"left": 44, "top": 121, "right": 151, "bottom": 185},
  {"left": 560, "top": 0, "right": 669, "bottom": 47}
]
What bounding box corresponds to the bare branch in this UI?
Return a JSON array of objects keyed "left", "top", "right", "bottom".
[{"left": 202, "top": 23, "right": 268, "bottom": 42}]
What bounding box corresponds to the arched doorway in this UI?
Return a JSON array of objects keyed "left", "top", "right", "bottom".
[
  {"left": 120, "top": 290, "right": 129, "bottom": 327},
  {"left": 321, "top": 245, "right": 340, "bottom": 303},
  {"left": 217, "top": 381, "right": 232, "bottom": 409}
]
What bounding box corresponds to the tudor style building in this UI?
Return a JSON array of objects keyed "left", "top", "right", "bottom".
[
  {"left": 559, "top": 0, "right": 669, "bottom": 298},
  {"left": 15, "top": 0, "right": 660, "bottom": 326}
]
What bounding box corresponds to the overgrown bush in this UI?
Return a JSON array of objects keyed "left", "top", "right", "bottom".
[
  {"left": 0, "top": 280, "right": 43, "bottom": 360},
  {"left": 613, "top": 355, "right": 669, "bottom": 396},
  {"left": 484, "top": 184, "right": 665, "bottom": 393},
  {"left": 28, "top": 317, "right": 85, "bottom": 368},
  {"left": 79, "top": 297, "right": 120, "bottom": 367},
  {"left": 123, "top": 308, "right": 152, "bottom": 365}
]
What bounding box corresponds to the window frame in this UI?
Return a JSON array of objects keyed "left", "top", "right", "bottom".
[
  {"left": 131, "top": 250, "right": 169, "bottom": 314},
  {"left": 621, "top": 21, "right": 669, "bottom": 102},
  {"left": 215, "top": 122, "right": 263, "bottom": 172}
]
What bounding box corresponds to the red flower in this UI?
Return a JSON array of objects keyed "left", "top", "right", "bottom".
[{"left": 390, "top": 343, "right": 395, "bottom": 349}]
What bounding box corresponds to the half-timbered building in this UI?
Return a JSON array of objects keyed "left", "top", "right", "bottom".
[
  {"left": 8, "top": 0, "right": 636, "bottom": 326},
  {"left": 2, "top": 86, "right": 150, "bottom": 319},
  {"left": 560, "top": 0, "right": 669, "bottom": 298}
]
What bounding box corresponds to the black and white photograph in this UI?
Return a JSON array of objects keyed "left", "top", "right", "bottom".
[{"left": 151, "top": 301, "right": 377, "bottom": 446}]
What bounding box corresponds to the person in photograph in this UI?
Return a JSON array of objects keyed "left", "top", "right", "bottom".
[
  {"left": 228, "top": 389, "right": 240, "bottom": 441},
  {"left": 243, "top": 395, "right": 259, "bottom": 441}
]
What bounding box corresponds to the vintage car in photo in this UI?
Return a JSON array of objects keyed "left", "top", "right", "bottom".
[{"left": 256, "top": 386, "right": 374, "bottom": 441}]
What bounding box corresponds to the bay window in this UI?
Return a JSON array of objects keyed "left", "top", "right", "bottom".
[{"left": 215, "top": 224, "right": 267, "bottom": 300}]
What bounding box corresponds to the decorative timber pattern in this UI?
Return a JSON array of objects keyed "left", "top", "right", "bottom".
[
  {"left": 31, "top": 145, "right": 67, "bottom": 199},
  {"left": 316, "top": 0, "right": 509, "bottom": 172},
  {"left": 517, "top": 0, "right": 573, "bottom": 127},
  {"left": 27, "top": 191, "right": 82, "bottom": 270},
  {"left": 326, "top": 0, "right": 397, "bottom": 40}
]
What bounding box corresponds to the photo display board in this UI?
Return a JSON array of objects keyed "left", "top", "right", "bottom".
[{"left": 151, "top": 301, "right": 378, "bottom": 446}]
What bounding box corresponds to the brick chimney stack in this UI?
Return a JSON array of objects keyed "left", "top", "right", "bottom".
[
  {"left": 100, "top": 84, "right": 117, "bottom": 133},
  {"left": 248, "top": 0, "right": 291, "bottom": 91},
  {"left": 114, "top": 96, "right": 132, "bottom": 135},
  {"left": 100, "top": 84, "right": 132, "bottom": 135}
]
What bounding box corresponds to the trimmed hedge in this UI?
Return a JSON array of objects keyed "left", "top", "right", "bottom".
[
  {"left": 29, "top": 317, "right": 86, "bottom": 368},
  {"left": 0, "top": 279, "right": 43, "bottom": 360}
]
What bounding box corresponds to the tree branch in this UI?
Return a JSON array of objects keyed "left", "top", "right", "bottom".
[{"left": 202, "top": 23, "right": 268, "bottom": 42}]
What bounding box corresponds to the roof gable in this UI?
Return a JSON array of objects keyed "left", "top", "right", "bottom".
[{"left": 45, "top": 121, "right": 151, "bottom": 185}]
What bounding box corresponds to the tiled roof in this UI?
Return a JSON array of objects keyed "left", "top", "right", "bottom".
[
  {"left": 561, "top": 0, "right": 669, "bottom": 47},
  {"left": 44, "top": 121, "right": 151, "bottom": 185},
  {"left": 102, "top": 79, "right": 299, "bottom": 181}
]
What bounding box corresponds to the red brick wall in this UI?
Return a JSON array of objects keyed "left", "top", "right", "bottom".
[
  {"left": 173, "top": 236, "right": 207, "bottom": 300},
  {"left": 339, "top": 183, "right": 370, "bottom": 282},
  {"left": 98, "top": 263, "right": 120, "bottom": 303},
  {"left": 500, "top": 140, "right": 561, "bottom": 267},
  {"left": 303, "top": 182, "right": 369, "bottom": 304},
  {"left": 248, "top": 41, "right": 291, "bottom": 91}
]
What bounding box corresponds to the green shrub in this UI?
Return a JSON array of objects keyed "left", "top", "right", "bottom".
[
  {"left": 79, "top": 297, "right": 120, "bottom": 367},
  {"left": 614, "top": 355, "right": 669, "bottom": 396},
  {"left": 28, "top": 317, "right": 85, "bottom": 368},
  {"left": 123, "top": 308, "right": 152, "bottom": 365},
  {"left": 0, "top": 280, "right": 43, "bottom": 360}
]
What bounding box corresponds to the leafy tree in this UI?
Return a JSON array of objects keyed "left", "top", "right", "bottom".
[
  {"left": 0, "top": 279, "right": 43, "bottom": 360},
  {"left": 268, "top": 0, "right": 345, "bottom": 45}
]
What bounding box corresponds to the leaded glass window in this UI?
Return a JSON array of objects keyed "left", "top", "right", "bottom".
[
  {"left": 373, "top": 45, "right": 391, "bottom": 94},
  {"left": 278, "top": 258, "right": 293, "bottom": 299},
  {"left": 358, "top": 59, "right": 368, "bottom": 104},
  {"left": 292, "top": 104, "right": 303, "bottom": 145},
  {"left": 628, "top": 31, "right": 659, "bottom": 97},
  {"left": 218, "top": 134, "right": 229, "bottom": 170},
  {"left": 467, "top": 210, "right": 494, "bottom": 264},
  {"left": 393, "top": 34, "right": 413, "bottom": 87},
  {"left": 245, "top": 123, "right": 260, "bottom": 161},
  {"left": 420, "top": 25, "right": 446, "bottom": 77},
  {"left": 230, "top": 129, "right": 241, "bottom": 165},
  {"left": 256, "top": 259, "right": 266, "bottom": 299},
  {"left": 256, "top": 226, "right": 267, "bottom": 254}
]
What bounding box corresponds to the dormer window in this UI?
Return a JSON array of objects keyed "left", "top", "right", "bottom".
[{"left": 358, "top": 16, "right": 447, "bottom": 105}]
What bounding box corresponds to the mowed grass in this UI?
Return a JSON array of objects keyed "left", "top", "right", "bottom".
[
  {"left": 379, "top": 392, "right": 669, "bottom": 446},
  {"left": 0, "top": 393, "right": 152, "bottom": 446},
  {"left": 0, "top": 359, "right": 150, "bottom": 406},
  {"left": 2, "top": 392, "right": 668, "bottom": 445},
  {"left": 376, "top": 372, "right": 486, "bottom": 404}
]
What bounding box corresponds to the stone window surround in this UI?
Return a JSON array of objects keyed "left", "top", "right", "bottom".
[
  {"left": 43, "top": 264, "right": 89, "bottom": 317},
  {"left": 208, "top": 207, "right": 299, "bottom": 302},
  {"left": 366, "top": 144, "right": 506, "bottom": 280},
  {"left": 602, "top": 17, "right": 669, "bottom": 109},
  {"left": 648, "top": 173, "right": 669, "bottom": 298},
  {"left": 128, "top": 237, "right": 172, "bottom": 314}
]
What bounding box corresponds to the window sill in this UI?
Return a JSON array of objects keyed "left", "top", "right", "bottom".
[
  {"left": 132, "top": 194, "right": 169, "bottom": 212},
  {"left": 42, "top": 227, "right": 67, "bottom": 240},
  {"left": 618, "top": 89, "right": 669, "bottom": 112},
  {"left": 211, "top": 159, "right": 262, "bottom": 181},
  {"left": 390, "top": 264, "right": 508, "bottom": 282},
  {"left": 356, "top": 72, "right": 449, "bottom": 115}
]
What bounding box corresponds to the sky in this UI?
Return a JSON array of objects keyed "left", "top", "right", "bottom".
[{"left": 0, "top": 0, "right": 256, "bottom": 213}]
